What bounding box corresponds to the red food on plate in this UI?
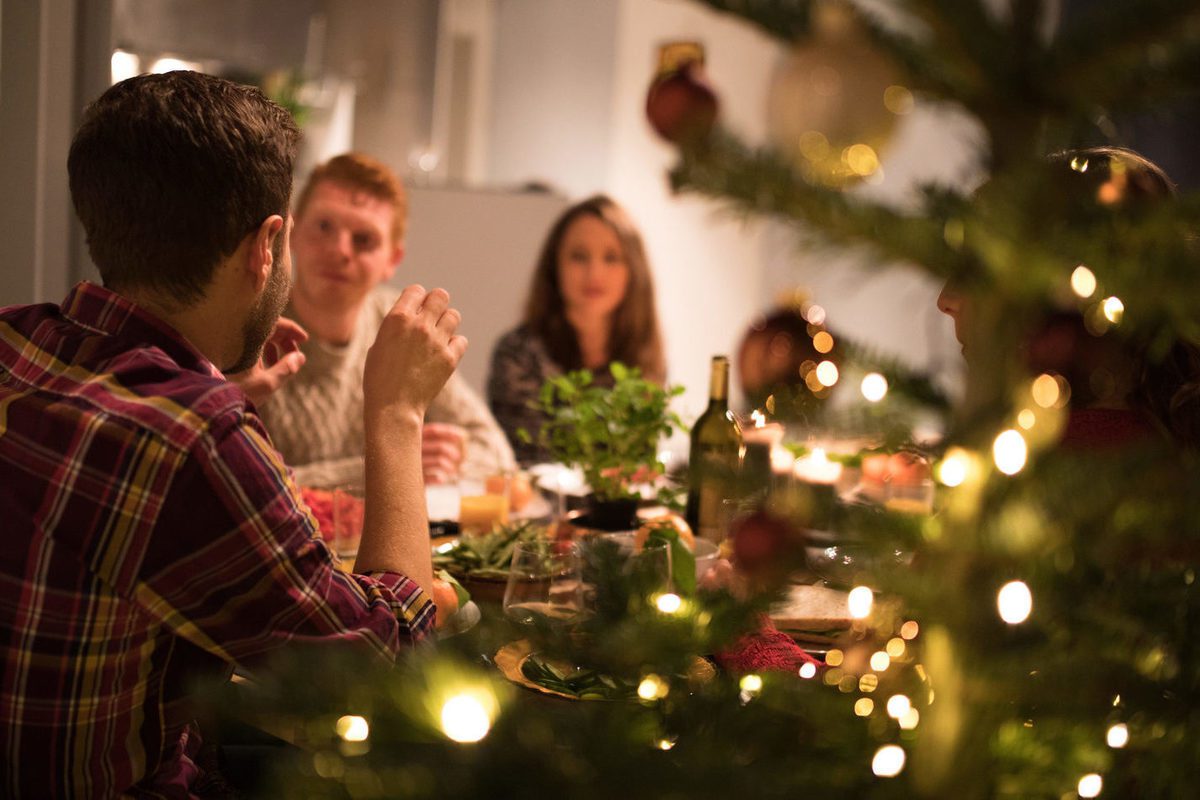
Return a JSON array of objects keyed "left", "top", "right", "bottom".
[{"left": 300, "top": 486, "right": 364, "bottom": 554}]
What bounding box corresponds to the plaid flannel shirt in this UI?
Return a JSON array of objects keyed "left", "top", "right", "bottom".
[{"left": 0, "top": 282, "right": 433, "bottom": 797}]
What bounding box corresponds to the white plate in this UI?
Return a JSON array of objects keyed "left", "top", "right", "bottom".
[{"left": 527, "top": 463, "right": 665, "bottom": 501}]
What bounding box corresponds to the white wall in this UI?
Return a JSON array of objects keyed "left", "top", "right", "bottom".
[
  {"left": 393, "top": 186, "right": 569, "bottom": 394},
  {"left": 0, "top": 0, "right": 79, "bottom": 306},
  {"left": 488, "top": 0, "right": 620, "bottom": 197}
]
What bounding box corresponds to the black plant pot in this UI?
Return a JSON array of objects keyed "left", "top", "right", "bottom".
[{"left": 579, "top": 497, "right": 640, "bottom": 532}]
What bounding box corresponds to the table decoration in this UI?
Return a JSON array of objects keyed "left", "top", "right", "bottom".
[{"left": 524, "top": 363, "right": 684, "bottom": 531}]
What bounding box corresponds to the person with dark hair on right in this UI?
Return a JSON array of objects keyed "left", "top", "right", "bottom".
[
  {"left": 488, "top": 194, "right": 667, "bottom": 463},
  {"left": 937, "top": 145, "right": 1200, "bottom": 449}
]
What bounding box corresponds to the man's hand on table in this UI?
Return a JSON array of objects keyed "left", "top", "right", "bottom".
[
  {"left": 229, "top": 317, "right": 308, "bottom": 405},
  {"left": 422, "top": 423, "right": 466, "bottom": 484}
]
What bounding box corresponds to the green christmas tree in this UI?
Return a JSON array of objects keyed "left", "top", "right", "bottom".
[{"left": 218, "top": 2, "right": 1200, "bottom": 797}]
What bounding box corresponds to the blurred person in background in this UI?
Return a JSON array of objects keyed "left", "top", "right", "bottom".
[{"left": 488, "top": 194, "right": 666, "bottom": 464}]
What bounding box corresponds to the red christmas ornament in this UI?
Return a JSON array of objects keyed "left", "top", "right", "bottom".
[
  {"left": 645, "top": 61, "right": 719, "bottom": 144},
  {"left": 730, "top": 509, "right": 803, "bottom": 577}
]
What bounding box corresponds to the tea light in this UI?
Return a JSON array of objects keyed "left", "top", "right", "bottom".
[
  {"left": 741, "top": 416, "right": 785, "bottom": 486},
  {"left": 793, "top": 448, "right": 842, "bottom": 530},
  {"left": 792, "top": 448, "right": 842, "bottom": 485}
]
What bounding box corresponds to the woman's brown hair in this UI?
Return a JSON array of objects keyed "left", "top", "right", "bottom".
[{"left": 522, "top": 195, "right": 666, "bottom": 382}]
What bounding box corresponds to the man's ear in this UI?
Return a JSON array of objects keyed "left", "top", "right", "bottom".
[
  {"left": 248, "top": 214, "right": 287, "bottom": 291},
  {"left": 383, "top": 241, "right": 405, "bottom": 281}
]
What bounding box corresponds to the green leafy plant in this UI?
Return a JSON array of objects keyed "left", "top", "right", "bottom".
[{"left": 525, "top": 363, "right": 684, "bottom": 503}]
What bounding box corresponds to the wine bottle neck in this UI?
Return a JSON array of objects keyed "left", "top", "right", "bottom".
[{"left": 708, "top": 356, "right": 729, "bottom": 405}]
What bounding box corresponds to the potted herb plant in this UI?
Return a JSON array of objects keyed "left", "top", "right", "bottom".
[{"left": 525, "top": 363, "right": 683, "bottom": 531}]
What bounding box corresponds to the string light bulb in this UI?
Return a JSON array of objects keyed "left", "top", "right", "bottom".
[
  {"left": 861, "top": 373, "right": 888, "bottom": 402},
  {"left": 1078, "top": 773, "right": 1103, "bottom": 798},
  {"left": 848, "top": 586, "right": 874, "bottom": 619},
  {"left": 993, "top": 429, "right": 1028, "bottom": 475},
  {"left": 997, "top": 580, "right": 1033, "bottom": 624},
  {"left": 440, "top": 694, "right": 493, "bottom": 743},
  {"left": 872, "top": 745, "right": 906, "bottom": 777},
  {"left": 335, "top": 715, "right": 370, "bottom": 743},
  {"left": 1071, "top": 265, "right": 1097, "bottom": 298}
]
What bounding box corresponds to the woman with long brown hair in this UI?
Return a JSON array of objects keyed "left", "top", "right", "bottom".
[{"left": 488, "top": 194, "right": 666, "bottom": 463}]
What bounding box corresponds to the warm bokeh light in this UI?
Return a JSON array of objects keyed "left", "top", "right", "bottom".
[
  {"left": 336, "top": 715, "right": 370, "bottom": 743},
  {"left": 993, "top": 429, "right": 1028, "bottom": 475},
  {"left": 1031, "top": 374, "right": 1061, "bottom": 408},
  {"left": 854, "top": 698, "right": 874, "bottom": 716},
  {"left": 860, "top": 373, "right": 888, "bottom": 402},
  {"left": 848, "top": 586, "right": 874, "bottom": 619},
  {"left": 899, "top": 708, "right": 920, "bottom": 730},
  {"left": 937, "top": 449, "right": 971, "bottom": 487},
  {"left": 886, "top": 694, "right": 911, "bottom": 719},
  {"left": 656, "top": 737, "right": 677, "bottom": 751},
  {"left": 1071, "top": 265, "right": 1097, "bottom": 298},
  {"left": 900, "top": 620, "right": 919, "bottom": 640},
  {"left": 1017, "top": 409, "right": 1036, "bottom": 430},
  {"left": 1102, "top": 296, "right": 1124, "bottom": 324},
  {"left": 997, "top": 580, "right": 1033, "bottom": 624},
  {"left": 739, "top": 674, "right": 764, "bottom": 694},
  {"left": 845, "top": 143, "right": 880, "bottom": 176},
  {"left": 638, "top": 675, "right": 668, "bottom": 701},
  {"left": 825, "top": 649, "right": 844, "bottom": 667},
  {"left": 815, "top": 360, "right": 840, "bottom": 387},
  {"left": 1106, "top": 723, "right": 1129, "bottom": 748},
  {"left": 883, "top": 85, "right": 914, "bottom": 114},
  {"left": 872, "top": 745, "right": 906, "bottom": 778},
  {"left": 870, "top": 652, "right": 891, "bottom": 672},
  {"left": 1070, "top": 155, "right": 1090, "bottom": 173},
  {"left": 655, "top": 593, "right": 683, "bottom": 614},
  {"left": 813, "top": 331, "right": 834, "bottom": 353},
  {"left": 886, "top": 638, "right": 906, "bottom": 658},
  {"left": 805, "top": 304, "right": 827, "bottom": 325},
  {"left": 858, "top": 674, "right": 878, "bottom": 692},
  {"left": 440, "top": 695, "right": 492, "bottom": 743},
  {"left": 1078, "top": 773, "right": 1103, "bottom": 798},
  {"left": 799, "top": 662, "right": 818, "bottom": 679}
]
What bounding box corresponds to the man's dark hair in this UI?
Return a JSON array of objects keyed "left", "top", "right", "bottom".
[{"left": 68, "top": 71, "right": 301, "bottom": 306}]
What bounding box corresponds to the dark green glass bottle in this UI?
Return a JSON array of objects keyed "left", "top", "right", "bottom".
[{"left": 685, "top": 356, "right": 742, "bottom": 543}]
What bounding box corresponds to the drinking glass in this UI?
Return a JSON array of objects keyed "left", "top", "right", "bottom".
[
  {"left": 628, "top": 537, "right": 672, "bottom": 596},
  {"left": 503, "top": 540, "right": 584, "bottom": 627}
]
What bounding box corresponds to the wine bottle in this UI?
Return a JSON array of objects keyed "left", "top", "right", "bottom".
[{"left": 685, "top": 356, "right": 742, "bottom": 543}]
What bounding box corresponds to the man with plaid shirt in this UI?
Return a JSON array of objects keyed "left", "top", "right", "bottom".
[{"left": 0, "top": 71, "right": 466, "bottom": 796}]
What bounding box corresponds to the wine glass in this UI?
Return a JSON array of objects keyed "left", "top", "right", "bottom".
[
  {"left": 503, "top": 540, "right": 584, "bottom": 628},
  {"left": 628, "top": 537, "right": 672, "bottom": 597}
]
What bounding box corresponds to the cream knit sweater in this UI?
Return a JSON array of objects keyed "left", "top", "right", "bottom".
[{"left": 258, "top": 286, "right": 515, "bottom": 488}]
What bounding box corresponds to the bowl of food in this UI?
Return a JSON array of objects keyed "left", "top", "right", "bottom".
[{"left": 432, "top": 521, "right": 549, "bottom": 605}]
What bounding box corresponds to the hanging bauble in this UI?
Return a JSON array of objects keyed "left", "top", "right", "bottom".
[
  {"left": 646, "top": 60, "right": 720, "bottom": 145},
  {"left": 766, "top": 4, "right": 909, "bottom": 186}
]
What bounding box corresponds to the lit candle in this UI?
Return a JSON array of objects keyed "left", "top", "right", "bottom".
[
  {"left": 792, "top": 448, "right": 842, "bottom": 531},
  {"left": 792, "top": 448, "right": 843, "bottom": 485},
  {"left": 741, "top": 415, "right": 784, "bottom": 485}
]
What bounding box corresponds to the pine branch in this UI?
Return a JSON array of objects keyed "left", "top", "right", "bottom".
[
  {"left": 685, "top": 0, "right": 817, "bottom": 44},
  {"left": 670, "top": 131, "right": 964, "bottom": 278}
]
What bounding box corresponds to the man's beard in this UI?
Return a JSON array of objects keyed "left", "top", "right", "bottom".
[{"left": 228, "top": 244, "right": 291, "bottom": 374}]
